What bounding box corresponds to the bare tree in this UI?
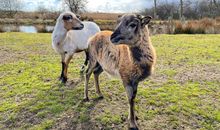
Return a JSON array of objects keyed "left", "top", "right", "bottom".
[
  {"left": 37, "top": 5, "right": 49, "bottom": 20},
  {"left": 156, "top": 2, "right": 179, "bottom": 20},
  {"left": 179, "top": 0, "right": 183, "bottom": 20},
  {"left": 143, "top": 0, "right": 220, "bottom": 20},
  {"left": 182, "top": 0, "right": 198, "bottom": 19},
  {"left": 209, "top": 0, "right": 220, "bottom": 18},
  {"left": 154, "top": 0, "right": 157, "bottom": 19},
  {"left": 0, "top": 0, "right": 22, "bottom": 18},
  {"left": 63, "top": 0, "right": 87, "bottom": 13},
  {"left": 213, "top": 0, "right": 219, "bottom": 7}
]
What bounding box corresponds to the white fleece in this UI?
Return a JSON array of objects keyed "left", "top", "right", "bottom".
[{"left": 52, "top": 12, "right": 100, "bottom": 55}]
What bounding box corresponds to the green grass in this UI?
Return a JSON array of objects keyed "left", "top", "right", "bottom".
[{"left": 0, "top": 33, "right": 220, "bottom": 130}]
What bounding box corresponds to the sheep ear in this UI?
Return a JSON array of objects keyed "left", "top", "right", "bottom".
[
  {"left": 141, "top": 15, "right": 152, "bottom": 27},
  {"left": 117, "top": 14, "right": 123, "bottom": 23},
  {"left": 118, "top": 15, "right": 122, "bottom": 18},
  {"left": 76, "top": 14, "right": 81, "bottom": 19}
]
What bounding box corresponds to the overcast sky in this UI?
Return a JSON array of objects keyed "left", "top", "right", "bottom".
[{"left": 21, "top": 0, "right": 176, "bottom": 13}]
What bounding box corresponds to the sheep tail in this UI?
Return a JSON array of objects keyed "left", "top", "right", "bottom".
[
  {"left": 80, "top": 50, "right": 89, "bottom": 74},
  {"left": 84, "top": 50, "right": 89, "bottom": 66}
]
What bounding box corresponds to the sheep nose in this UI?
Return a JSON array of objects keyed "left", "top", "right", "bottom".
[
  {"left": 80, "top": 23, "right": 84, "bottom": 28},
  {"left": 110, "top": 29, "right": 121, "bottom": 43},
  {"left": 72, "top": 23, "right": 84, "bottom": 30}
]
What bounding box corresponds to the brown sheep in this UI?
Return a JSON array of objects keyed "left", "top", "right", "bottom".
[{"left": 84, "top": 14, "right": 156, "bottom": 130}]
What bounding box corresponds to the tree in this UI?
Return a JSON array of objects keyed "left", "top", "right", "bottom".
[
  {"left": 143, "top": 0, "right": 220, "bottom": 20},
  {"left": 63, "top": 0, "right": 87, "bottom": 13},
  {"left": 182, "top": 0, "right": 199, "bottom": 19},
  {"left": 37, "top": 5, "right": 49, "bottom": 20},
  {"left": 154, "top": 0, "right": 157, "bottom": 19},
  {"left": 179, "top": 0, "right": 183, "bottom": 20},
  {"left": 213, "top": 0, "right": 220, "bottom": 7},
  {"left": 157, "top": 2, "right": 179, "bottom": 20},
  {"left": 0, "top": 0, "right": 22, "bottom": 18},
  {"left": 209, "top": 0, "right": 220, "bottom": 18}
]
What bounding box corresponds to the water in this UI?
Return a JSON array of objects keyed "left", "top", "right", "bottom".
[
  {"left": 46, "top": 26, "right": 54, "bottom": 32},
  {"left": 1, "top": 25, "right": 54, "bottom": 33},
  {"left": 19, "top": 26, "right": 37, "bottom": 33}
]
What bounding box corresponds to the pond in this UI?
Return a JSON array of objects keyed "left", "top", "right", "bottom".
[{"left": 0, "top": 25, "right": 54, "bottom": 33}]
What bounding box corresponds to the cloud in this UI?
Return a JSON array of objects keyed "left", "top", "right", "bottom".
[
  {"left": 86, "top": 0, "right": 153, "bottom": 13},
  {"left": 21, "top": 0, "right": 154, "bottom": 12},
  {"left": 21, "top": 0, "right": 63, "bottom": 11}
]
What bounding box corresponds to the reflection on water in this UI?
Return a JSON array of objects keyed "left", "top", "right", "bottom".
[
  {"left": 19, "top": 26, "right": 37, "bottom": 33},
  {"left": 0, "top": 25, "right": 54, "bottom": 33},
  {"left": 46, "top": 26, "right": 54, "bottom": 32}
]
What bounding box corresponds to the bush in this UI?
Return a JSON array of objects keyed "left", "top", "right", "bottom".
[
  {"left": 174, "top": 20, "right": 206, "bottom": 34},
  {"left": 35, "top": 25, "right": 49, "bottom": 33},
  {"left": 0, "top": 25, "right": 4, "bottom": 33}
]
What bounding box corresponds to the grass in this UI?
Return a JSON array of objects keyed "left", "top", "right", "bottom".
[{"left": 0, "top": 33, "right": 220, "bottom": 130}]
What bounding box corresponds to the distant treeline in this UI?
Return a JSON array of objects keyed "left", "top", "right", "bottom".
[
  {"left": 143, "top": 0, "right": 220, "bottom": 20},
  {"left": 0, "top": 11, "right": 120, "bottom": 21}
]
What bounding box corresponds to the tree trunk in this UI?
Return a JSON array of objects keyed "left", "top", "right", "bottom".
[
  {"left": 179, "top": 0, "right": 183, "bottom": 20},
  {"left": 154, "top": 0, "right": 157, "bottom": 19},
  {"left": 210, "top": 0, "right": 213, "bottom": 18}
]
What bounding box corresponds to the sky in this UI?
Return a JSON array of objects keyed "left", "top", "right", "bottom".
[
  {"left": 21, "top": 0, "right": 177, "bottom": 13},
  {"left": 86, "top": 0, "right": 154, "bottom": 13}
]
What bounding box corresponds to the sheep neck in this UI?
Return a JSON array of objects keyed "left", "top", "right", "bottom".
[
  {"left": 52, "top": 22, "right": 68, "bottom": 45},
  {"left": 128, "top": 27, "right": 154, "bottom": 81},
  {"left": 129, "top": 27, "right": 152, "bottom": 64}
]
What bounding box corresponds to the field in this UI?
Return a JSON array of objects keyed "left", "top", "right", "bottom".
[{"left": 0, "top": 33, "right": 220, "bottom": 130}]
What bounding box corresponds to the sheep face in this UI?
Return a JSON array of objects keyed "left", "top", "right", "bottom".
[
  {"left": 62, "top": 13, "right": 84, "bottom": 31},
  {"left": 110, "top": 14, "right": 152, "bottom": 46}
]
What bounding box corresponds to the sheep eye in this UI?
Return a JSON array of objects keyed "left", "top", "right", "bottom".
[
  {"left": 129, "top": 23, "right": 136, "bottom": 28},
  {"left": 63, "top": 15, "right": 72, "bottom": 20}
]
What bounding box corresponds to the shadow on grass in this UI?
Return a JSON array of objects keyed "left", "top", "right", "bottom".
[
  {"left": 48, "top": 76, "right": 103, "bottom": 129},
  {"left": 53, "top": 96, "right": 103, "bottom": 130},
  {"left": 1, "top": 77, "right": 93, "bottom": 129}
]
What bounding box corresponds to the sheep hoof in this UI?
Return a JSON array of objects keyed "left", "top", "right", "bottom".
[
  {"left": 83, "top": 97, "right": 89, "bottom": 102},
  {"left": 80, "top": 65, "right": 85, "bottom": 73},
  {"left": 98, "top": 95, "right": 104, "bottom": 99},
  {"left": 129, "top": 128, "right": 139, "bottom": 130},
  {"left": 128, "top": 121, "right": 139, "bottom": 130},
  {"left": 61, "top": 77, "right": 67, "bottom": 84}
]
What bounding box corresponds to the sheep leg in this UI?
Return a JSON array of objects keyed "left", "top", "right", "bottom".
[
  {"left": 124, "top": 83, "right": 138, "bottom": 130},
  {"left": 93, "top": 63, "right": 103, "bottom": 99},
  {"left": 80, "top": 50, "right": 89, "bottom": 75},
  {"left": 62, "top": 54, "right": 73, "bottom": 83},
  {"left": 84, "top": 61, "right": 96, "bottom": 101},
  {"left": 59, "top": 54, "right": 65, "bottom": 81}
]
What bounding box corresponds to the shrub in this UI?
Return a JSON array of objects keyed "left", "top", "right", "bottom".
[
  {"left": 173, "top": 21, "right": 183, "bottom": 34},
  {"left": 0, "top": 25, "right": 4, "bottom": 32},
  {"left": 174, "top": 20, "right": 206, "bottom": 34},
  {"left": 35, "top": 25, "right": 48, "bottom": 33}
]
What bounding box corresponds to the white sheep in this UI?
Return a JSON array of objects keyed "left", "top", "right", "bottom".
[{"left": 52, "top": 11, "right": 100, "bottom": 83}]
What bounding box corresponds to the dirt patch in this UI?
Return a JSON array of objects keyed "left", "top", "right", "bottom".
[
  {"left": 0, "top": 47, "right": 28, "bottom": 64},
  {"left": 2, "top": 108, "right": 43, "bottom": 129},
  {"left": 52, "top": 100, "right": 102, "bottom": 130},
  {"left": 174, "top": 64, "right": 220, "bottom": 83},
  {"left": 151, "top": 63, "right": 220, "bottom": 84}
]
